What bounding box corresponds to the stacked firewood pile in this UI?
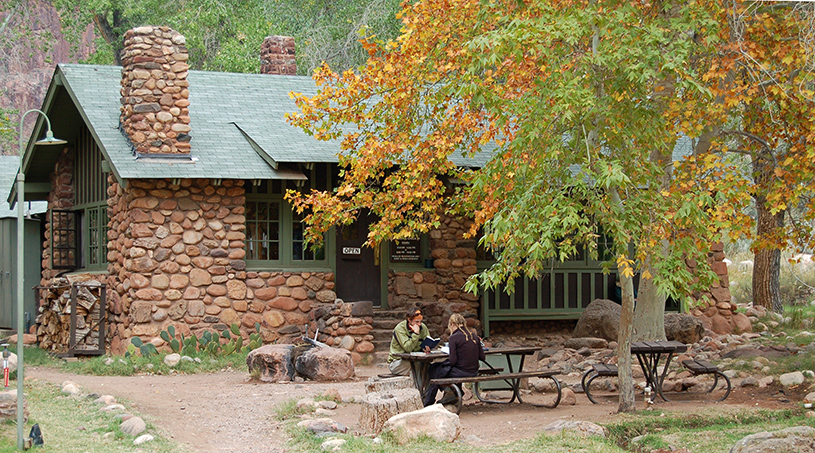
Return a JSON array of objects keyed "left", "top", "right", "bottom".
[{"left": 35, "top": 279, "right": 106, "bottom": 354}]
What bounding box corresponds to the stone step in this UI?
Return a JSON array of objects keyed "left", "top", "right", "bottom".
[
  {"left": 371, "top": 328, "right": 394, "bottom": 340},
  {"left": 372, "top": 339, "right": 391, "bottom": 352},
  {"left": 373, "top": 309, "right": 407, "bottom": 319},
  {"left": 372, "top": 318, "right": 400, "bottom": 330}
]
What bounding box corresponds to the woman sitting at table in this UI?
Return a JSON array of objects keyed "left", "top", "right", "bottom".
[
  {"left": 423, "top": 314, "right": 485, "bottom": 407},
  {"left": 387, "top": 306, "right": 431, "bottom": 376}
]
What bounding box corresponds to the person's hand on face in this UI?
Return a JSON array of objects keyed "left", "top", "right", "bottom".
[{"left": 409, "top": 320, "right": 421, "bottom": 334}]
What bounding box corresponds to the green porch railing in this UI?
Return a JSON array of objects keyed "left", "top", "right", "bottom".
[{"left": 480, "top": 269, "right": 618, "bottom": 338}]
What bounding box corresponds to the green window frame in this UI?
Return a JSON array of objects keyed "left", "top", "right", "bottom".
[
  {"left": 50, "top": 209, "right": 79, "bottom": 270},
  {"left": 83, "top": 204, "right": 109, "bottom": 270},
  {"left": 245, "top": 195, "right": 328, "bottom": 269}
]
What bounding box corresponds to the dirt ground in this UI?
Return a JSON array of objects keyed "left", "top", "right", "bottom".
[{"left": 26, "top": 364, "right": 805, "bottom": 453}]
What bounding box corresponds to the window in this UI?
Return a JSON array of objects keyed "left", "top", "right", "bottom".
[
  {"left": 244, "top": 164, "right": 333, "bottom": 269},
  {"left": 83, "top": 204, "right": 108, "bottom": 268},
  {"left": 50, "top": 209, "right": 78, "bottom": 270},
  {"left": 245, "top": 197, "right": 327, "bottom": 267},
  {"left": 49, "top": 125, "right": 110, "bottom": 271}
]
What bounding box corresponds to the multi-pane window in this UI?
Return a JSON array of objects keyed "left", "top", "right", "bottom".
[
  {"left": 85, "top": 205, "right": 108, "bottom": 268},
  {"left": 293, "top": 211, "right": 324, "bottom": 261},
  {"left": 245, "top": 200, "right": 281, "bottom": 261},
  {"left": 244, "top": 164, "right": 334, "bottom": 268},
  {"left": 50, "top": 210, "right": 78, "bottom": 269},
  {"left": 244, "top": 197, "right": 327, "bottom": 267},
  {"left": 50, "top": 125, "right": 109, "bottom": 271}
]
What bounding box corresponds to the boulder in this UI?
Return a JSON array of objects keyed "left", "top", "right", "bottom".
[
  {"left": 564, "top": 337, "right": 608, "bottom": 349},
  {"left": 542, "top": 420, "right": 606, "bottom": 438},
  {"left": 0, "top": 390, "right": 27, "bottom": 422},
  {"left": 120, "top": 416, "right": 147, "bottom": 436},
  {"left": 246, "top": 344, "right": 296, "bottom": 382},
  {"left": 294, "top": 347, "right": 355, "bottom": 381},
  {"left": 572, "top": 299, "right": 621, "bottom": 341},
  {"left": 779, "top": 371, "right": 805, "bottom": 387},
  {"left": 665, "top": 313, "right": 705, "bottom": 344},
  {"left": 729, "top": 426, "right": 815, "bottom": 453},
  {"left": 297, "top": 418, "right": 348, "bottom": 435},
  {"left": 382, "top": 404, "right": 461, "bottom": 444},
  {"left": 732, "top": 312, "right": 753, "bottom": 334},
  {"left": 163, "top": 353, "right": 181, "bottom": 367}
]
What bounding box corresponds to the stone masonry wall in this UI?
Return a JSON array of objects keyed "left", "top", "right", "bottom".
[
  {"left": 387, "top": 212, "right": 481, "bottom": 337},
  {"left": 687, "top": 241, "right": 749, "bottom": 335},
  {"left": 40, "top": 146, "right": 74, "bottom": 284},
  {"left": 103, "top": 177, "right": 349, "bottom": 355},
  {"left": 119, "top": 26, "right": 191, "bottom": 155}
]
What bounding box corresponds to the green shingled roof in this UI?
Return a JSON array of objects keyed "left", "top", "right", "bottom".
[{"left": 48, "top": 64, "right": 492, "bottom": 182}]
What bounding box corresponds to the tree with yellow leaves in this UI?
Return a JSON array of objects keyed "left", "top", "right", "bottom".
[{"left": 288, "top": 0, "right": 751, "bottom": 412}]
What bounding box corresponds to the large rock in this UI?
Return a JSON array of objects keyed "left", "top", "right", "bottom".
[
  {"left": 0, "top": 390, "right": 27, "bottom": 422},
  {"left": 120, "top": 416, "right": 147, "bottom": 436},
  {"left": 664, "top": 313, "right": 705, "bottom": 344},
  {"left": 779, "top": 371, "right": 805, "bottom": 387},
  {"left": 564, "top": 337, "right": 608, "bottom": 349},
  {"left": 294, "top": 347, "right": 355, "bottom": 381},
  {"left": 542, "top": 420, "right": 606, "bottom": 438},
  {"left": 729, "top": 426, "right": 815, "bottom": 453},
  {"left": 573, "top": 299, "right": 620, "bottom": 341},
  {"left": 382, "top": 404, "right": 461, "bottom": 444},
  {"left": 246, "top": 344, "right": 296, "bottom": 382}
]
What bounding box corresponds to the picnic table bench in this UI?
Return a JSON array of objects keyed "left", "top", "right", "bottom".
[
  {"left": 582, "top": 350, "right": 731, "bottom": 403},
  {"left": 428, "top": 369, "right": 562, "bottom": 415}
]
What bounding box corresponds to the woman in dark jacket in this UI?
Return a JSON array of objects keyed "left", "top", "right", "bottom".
[{"left": 423, "top": 313, "right": 485, "bottom": 406}]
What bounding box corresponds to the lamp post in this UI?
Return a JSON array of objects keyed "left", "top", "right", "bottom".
[{"left": 16, "top": 109, "right": 65, "bottom": 449}]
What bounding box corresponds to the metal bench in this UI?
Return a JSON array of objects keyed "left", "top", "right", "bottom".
[
  {"left": 582, "top": 360, "right": 731, "bottom": 403},
  {"left": 428, "top": 369, "right": 561, "bottom": 414},
  {"left": 681, "top": 359, "right": 731, "bottom": 401},
  {"left": 582, "top": 363, "right": 619, "bottom": 404}
]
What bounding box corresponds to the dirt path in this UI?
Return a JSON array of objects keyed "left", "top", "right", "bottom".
[{"left": 27, "top": 366, "right": 785, "bottom": 452}]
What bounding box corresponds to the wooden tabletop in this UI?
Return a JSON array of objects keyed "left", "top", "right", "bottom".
[
  {"left": 394, "top": 345, "right": 541, "bottom": 362},
  {"left": 630, "top": 340, "right": 688, "bottom": 354}
]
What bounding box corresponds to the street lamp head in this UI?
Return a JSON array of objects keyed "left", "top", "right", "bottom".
[{"left": 35, "top": 129, "right": 67, "bottom": 146}]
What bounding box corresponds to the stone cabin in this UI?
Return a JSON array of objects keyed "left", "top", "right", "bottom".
[{"left": 11, "top": 26, "right": 735, "bottom": 360}]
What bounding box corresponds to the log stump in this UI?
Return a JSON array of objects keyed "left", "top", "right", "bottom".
[
  {"left": 365, "top": 376, "right": 414, "bottom": 394},
  {"left": 359, "top": 388, "right": 422, "bottom": 434}
]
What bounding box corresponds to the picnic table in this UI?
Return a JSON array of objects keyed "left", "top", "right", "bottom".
[
  {"left": 394, "top": 346, "right": 561, "bottom": 414},
  {"left": 630, "top": 340, "right": 688, "bottom": 402}
]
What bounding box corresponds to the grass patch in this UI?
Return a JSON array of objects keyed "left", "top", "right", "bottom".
[
  {"left": 17, "top": 345, "right": 250, "bottom": 377},
  {"left": 0, "top": 379, "right": 187, "bottom": 452},
  {"left": 282, "top": 422, "right": 627, "bottom": 453},
  {"left": 606, "top": 408, "right": 814, "bottom": 453}
]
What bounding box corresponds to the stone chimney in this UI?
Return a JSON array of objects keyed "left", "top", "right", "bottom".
[
  {"left": 120, "top": 26, "right": 191, "bottom": 155},
  {"left": 260, "top": 36, "right": 297, "bottom": 75}
]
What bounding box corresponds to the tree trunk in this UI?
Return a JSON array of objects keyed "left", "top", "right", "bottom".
[
  {"left": 616, "top": 265, "right": 637, "bottom": 413},
  {"left": 359, "top": 388, "right": 423, "bottom": 434},
  {"left": 633, "top": 257, "right": 667, "bottom": 341},
  {"left": 752, "top": 206, "right": 784, "bottom": 313},
  {"left": 752, "top": 156, "right": 784, "bottom": 312}
]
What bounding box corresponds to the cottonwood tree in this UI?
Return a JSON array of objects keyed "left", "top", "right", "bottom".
[
  {"left": 678, "top": 1, "right": 815, "bottom": 312},
  {"left": 288, "top": 0, "right": 748, "bottom": 412}
]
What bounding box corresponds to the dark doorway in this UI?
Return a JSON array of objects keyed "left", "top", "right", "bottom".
[{"left": 335, "top": 211, "right": 381, "bottom": 306}]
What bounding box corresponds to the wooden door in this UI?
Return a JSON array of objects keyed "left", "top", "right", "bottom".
[{"left": 335, "top": 211, "right": 381, "bottom": 305}]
